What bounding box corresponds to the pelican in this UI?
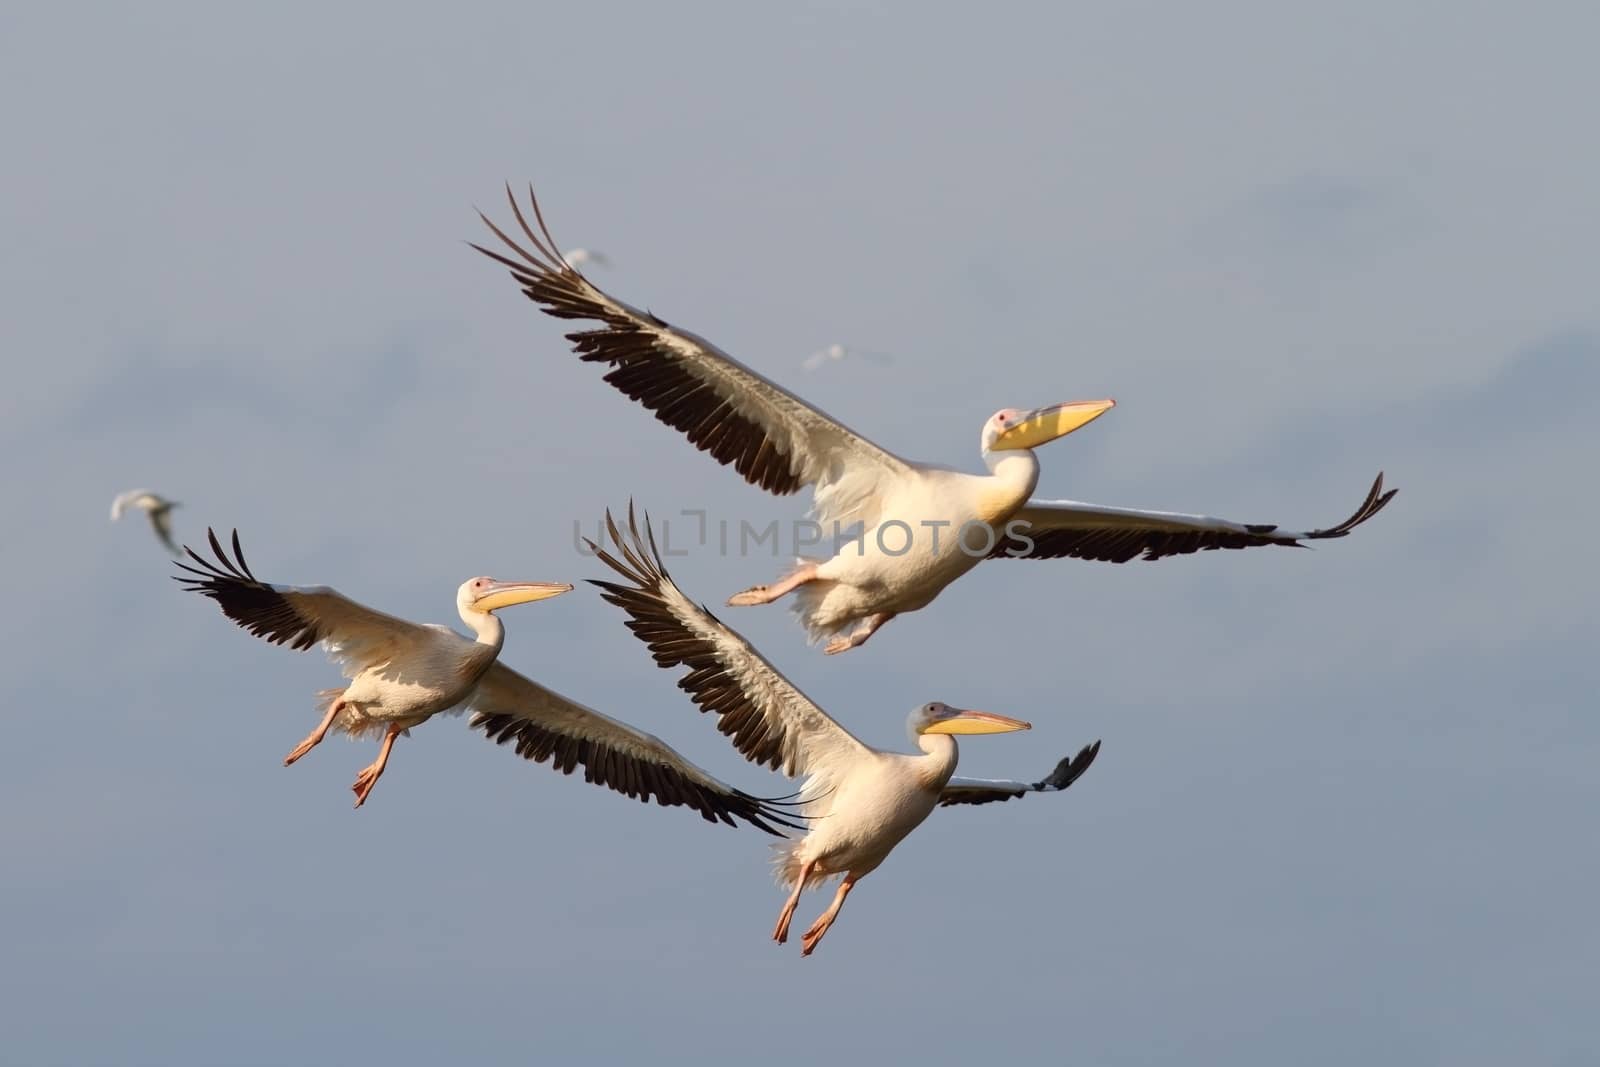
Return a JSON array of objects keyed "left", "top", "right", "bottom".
[
  {"left": 801, "top": 342, "right": 894, "bottom": 372},
  {"left": 561, "top": 247, "right": 610, "bottom": 270},
  {"left": 111, "top": 489, "right": 181, "bottom": 555},
  {"left": 473, "top": 186, "right": 1398, "bottom": 654},
  {"left": 582, "top": 509, "right": 1101, "bottom": 955},
  {"left": 175, "top": 528, "right": 800, "bottom": 831}
]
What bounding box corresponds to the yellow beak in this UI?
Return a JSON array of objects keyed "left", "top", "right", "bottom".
[
  {"left": 472, "top": 580, "right": 574, "bottom": 612},
  {"left": 923, "top": 709, "right": 1033, "bottom": 735},
  {"left": 990, "top": 399, "right": 1116, "bottom": 451}
]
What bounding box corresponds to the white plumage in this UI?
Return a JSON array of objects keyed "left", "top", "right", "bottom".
[
  {"left": 588, "top": 508, "right": 1100, "bottom": 955},
  {"left": 801, "top": 342, "right": 894, "bottom": 371},
  {"left": 475, "top": 185, "right": 1398, "bottom": 654},
  {"left": 560, "top": 247, "right": 610, "bottom": 270},
  {"left": 111, "top": 488, "right": 181, "bottom": 555},
  {"left": 176, "top": 527, "right": 800, "bottom": 832}
]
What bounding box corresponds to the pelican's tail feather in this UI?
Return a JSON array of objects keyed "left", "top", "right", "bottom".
[
  {"left": 314, "top": 688, "right": 382, "bottom": 740},
  {"left": 769, "top": 840, "right": 833, "bottom": 890},
  {"left": 788, "top": 577, "right": 848, "bottom": 645}
]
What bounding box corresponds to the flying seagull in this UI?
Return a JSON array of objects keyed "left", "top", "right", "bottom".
[
  {"left": 111, "top": 489, "right": 181, "bottom": 555},
  {"left": 561, "top": 247, "right": 610, "bottom": 270},
  {"left": 801, "top": 343, "right": 895, "bottom": 371}
]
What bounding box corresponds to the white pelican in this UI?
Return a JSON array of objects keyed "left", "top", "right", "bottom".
[
  {"left": 561, "top": 247, "right": 610, "bottom": 270},
  {"left": 474, "top": 186, "right": 1399, "bottom": 654},
  {"left": 176, "top": 528, "right": 802, "bottom": 830},
  {"left": 111, "top": 489, "right": 181, "bottom": 555},
  {"left": 801, "top": 342, "right": 894, "bottom": 372},
  {"left": 585, "top": 509, "right": 1101, "bottom": 955}
]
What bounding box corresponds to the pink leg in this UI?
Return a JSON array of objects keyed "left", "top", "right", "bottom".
[
  {"left": 284, "top": 699, "right": 344, "bottom": 766},
  {"left": 772, "top": 860, "right": 816, "bottom": 944},
  {"left": 800, "top": 873, "right": 858, "bottom": 956},
  {"left": 350, "top": 724, "right": 401, "bottom": 808},
  {"left": 823, "top": 612, "right": 897, "bottom": 656},
  {"left": 727, "top": 563, "right": 819, "bottom": 607}
]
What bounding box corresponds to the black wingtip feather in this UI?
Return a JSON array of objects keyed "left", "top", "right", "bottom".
[
  {"left": 468, "top": 709, "right": 804, "bottom": 836},
  {"left": 174, "top": 528, "right": 322, "bottom": 652},
  {"left": 1303, "top": 471, "right": 1398, "bottom": 541},
  {"left": 1037, "top": 739, "right": 1102, "bottom": 792},
  {"left": 474, "top": 185, "right": 807, "bottom": 496},
  {"left": 996, "top": 471, "right": 1400, "bottom": 563},
  {"left": 587, "top": 506, "right": 794, "bottom": 775}
]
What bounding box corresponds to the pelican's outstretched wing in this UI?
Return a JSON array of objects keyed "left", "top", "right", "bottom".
[
  {"left": 586, "top": 506, "right": 870, "bottom": 781},
  {"left": 468, "top": 665, "right": 803, "bottom": 836},
  {"left": 994, "top": 473, "right": 1396, "bottom": 563},
  {"left": 472, "top": 187, "right": 912, "bottom": 529},
  {"left": 939, "top": 741, "right": 1102, "bottom": 807},
  {"left": 175, "top": 528, "right": 435, "bottom": 678}
]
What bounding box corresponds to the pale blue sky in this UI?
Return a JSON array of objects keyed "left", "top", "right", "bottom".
[{"left": 3, "top": 2, "right": 1598, "bottom": 1064}]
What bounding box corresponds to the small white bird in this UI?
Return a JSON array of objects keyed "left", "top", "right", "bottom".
[
  {"left": 561, "top": 247, "right": 611, "bottom": 270},
  {"left": 801, "top": 342, "right": 894, "bottom": 372},
  {"left": 111, "top": 489, "right": 181, "bottom": 555}
]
